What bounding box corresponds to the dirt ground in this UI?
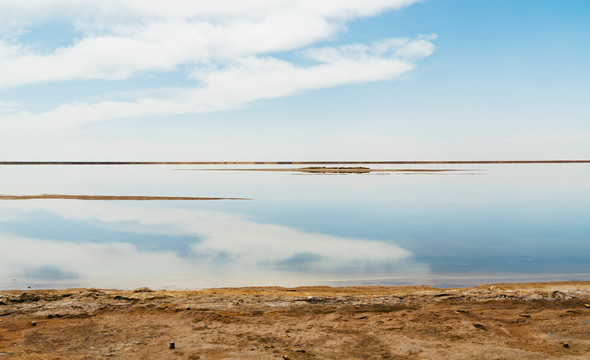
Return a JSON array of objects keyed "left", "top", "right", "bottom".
[{"left": 1, "top": 282, "right": 590, "bottom": 359}]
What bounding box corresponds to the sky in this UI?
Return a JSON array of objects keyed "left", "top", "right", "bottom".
[{"left": 1, "top": 0, "right": 589, "bottom": 161}]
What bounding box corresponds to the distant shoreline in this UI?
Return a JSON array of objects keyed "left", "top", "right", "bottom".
[
  {"left": 1, "top": 160, "right": 589, "bottom": 165},
  {"left": 0, "top": 194, "right": 249, "bottom": 201}
]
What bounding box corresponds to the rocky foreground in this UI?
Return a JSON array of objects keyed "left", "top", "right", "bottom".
[{"left": 1, "top": 282, "right": 590, "bottom": 359}]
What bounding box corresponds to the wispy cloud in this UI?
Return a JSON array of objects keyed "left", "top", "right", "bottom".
[
  {"left": 0, "top": 0, "right": 437, "bottom": 160},
  {"left": 0, "top": 1, "right": 434, "bottom": 130},
  {"left": 0, "top": 0, "right": 421, "bottom": 88},
  {"left": 0, "top": 1, "right": 419, "bottom": 30},
  {"left": 0, "top": 100, "right": 20, "bottom": 112},
  {"left": 0, "top": 36, "right": 434, "bottom": 131}
]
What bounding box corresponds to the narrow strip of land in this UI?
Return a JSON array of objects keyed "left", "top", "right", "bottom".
[
  {"left": 1, "top": 160, "right": 589, "bottom": 165},
  {"left": 178, "top": 167, "right": 476, "bottom": 174},
  {"left": 0, "top": 194, "right": 249, "bottom": 201}
]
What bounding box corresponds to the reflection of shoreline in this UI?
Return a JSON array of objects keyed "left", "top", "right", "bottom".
[
  {"left": 0, "top": 194, "right": 250, "bottom": 201},
  {"left": 1, "top": 160, "right": 589, "bottom": 165},
  {"left": 176, "top": 167, "right": 480, "bottom": 174}
]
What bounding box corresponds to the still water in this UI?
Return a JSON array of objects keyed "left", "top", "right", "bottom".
[{"left": 0, "top": 164, "right": 589, "bottom": 289}]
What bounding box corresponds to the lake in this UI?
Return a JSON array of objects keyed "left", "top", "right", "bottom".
[{"left": 1, "top": 163, "right": 589, "bottom": 289}]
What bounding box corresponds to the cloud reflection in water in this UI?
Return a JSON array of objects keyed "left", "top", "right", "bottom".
[{"left": 0, "top": 201, "right": 427, "bottom": 289}]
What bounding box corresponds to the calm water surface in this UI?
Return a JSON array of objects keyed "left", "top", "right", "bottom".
[{"left": 0, "top": 164, "right": 589, "bottom": 289}]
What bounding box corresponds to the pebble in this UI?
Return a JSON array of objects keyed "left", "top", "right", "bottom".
[{"left": 133, "top": 287, "right": 154, "bottom": 293}]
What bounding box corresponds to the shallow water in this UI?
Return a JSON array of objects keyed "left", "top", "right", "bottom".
[{"left": 0, "top": 163, "right": 589, "bottom": 289}]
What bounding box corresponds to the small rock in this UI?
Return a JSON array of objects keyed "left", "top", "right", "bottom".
[
  {"left": 584, "top": 304, "right": 590, "bottom": 308},
  {"left": 170, "top": 342, "right": 175, "bottom": 349},
  {"left": 551, "top": 291, "right": 566, "bottom": 300},
  {"left": 473, "top": 323, "right": 487, "bottom": 330},
  {"left": 133, "top": 287, "right": 154, "bottom": 293},
  {"left": 563, "top": 343, "right": 570, "bottom": 348},
  {"left": 31, "top": 321, "right": 36, "bottom": 326}
]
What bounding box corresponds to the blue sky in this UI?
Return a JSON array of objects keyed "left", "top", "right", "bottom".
[{"left": 1, "top": 0, "right": 589, "bottom": 160}]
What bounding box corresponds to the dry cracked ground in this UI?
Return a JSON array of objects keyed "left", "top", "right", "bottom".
[{"left": 1, "top": 282, "right": 590, "bottom": 359}]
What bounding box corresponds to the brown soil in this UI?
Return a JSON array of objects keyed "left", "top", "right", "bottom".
[{"left": 1, "top": 282, "right": 590, "bottom": 359}]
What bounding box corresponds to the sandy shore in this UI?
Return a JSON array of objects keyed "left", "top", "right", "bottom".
[{"left": 1, "top": 282, "right": 590, "bottom": 359}]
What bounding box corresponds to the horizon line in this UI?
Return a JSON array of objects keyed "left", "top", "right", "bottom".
[{"left": 1, "top": 160, "right": 590, "bottom": 165}]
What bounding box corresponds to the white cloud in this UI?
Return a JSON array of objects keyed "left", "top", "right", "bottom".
[
  {"left": 0, "top": 1, "right": 418, "bottom": 26},
  {"left": 0, "top": 0, "right": 421, "bottom": 88},
  {"left": 0, "top": 101, "right": 20, "bottom": 113},
  {"left": 0, "top": 37, "right": 432, "bottom": 132},
  {"left": 0, "top": 0, "right": 436, "bottom": 158},
  {"left": 0, "top": 16, "right": 339, "bottom": 88}
]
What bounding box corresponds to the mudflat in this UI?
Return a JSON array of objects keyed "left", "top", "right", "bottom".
[{"left": 1, "top": 282, "right": 589, "bottom": 359}]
